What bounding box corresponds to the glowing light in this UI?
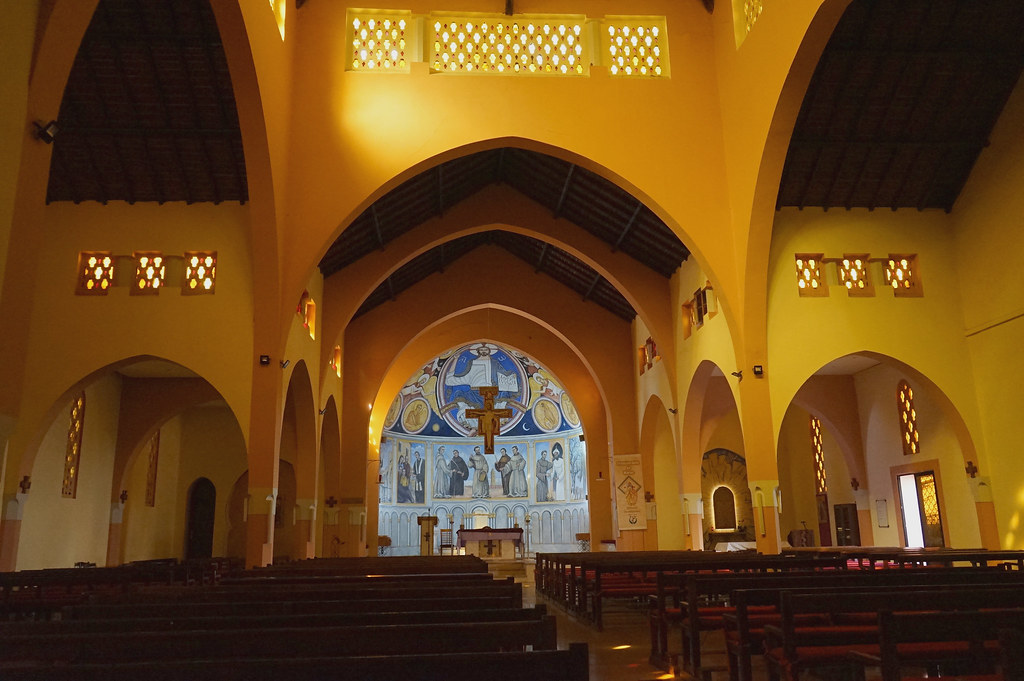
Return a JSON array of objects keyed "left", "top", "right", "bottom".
[{"left": 612, "top": 645, "right": 631, "bottom": 650}]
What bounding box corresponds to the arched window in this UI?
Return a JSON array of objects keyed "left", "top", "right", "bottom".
[
  {"left": 62, "top": 393, "right": 86, "bottom": 498},
  {"left": 897, "top": 381, "right": 920, "bottom": 456},
  {"left": 712, "top": 486, "right": 737, "bottom": 530}
]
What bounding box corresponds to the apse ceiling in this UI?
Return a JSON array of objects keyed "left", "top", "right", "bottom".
[
  {"left": 45, "top": 0, "right": 246, "bottom": 204},
  {"left": 777, "top": 0, "right": 1024, "bottom": 212},
  {"left": 322, "top": 147, "right": 691, "bottom": 321}
]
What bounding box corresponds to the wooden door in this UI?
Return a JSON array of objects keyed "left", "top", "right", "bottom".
[
  {"left": 833, "top": 503, "right": 861, "bottom": 546},
  {"left": 185, "top": 477, "right": 216, "bottom": 560}
]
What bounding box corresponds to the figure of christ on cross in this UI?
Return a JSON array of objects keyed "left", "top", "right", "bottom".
[{"left": 467, "top": 386, "right": 513, "bottom": 455}]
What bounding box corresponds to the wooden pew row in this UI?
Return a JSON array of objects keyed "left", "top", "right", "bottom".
[
  {"left": 250, "top": 555, "right": 489, "bottom": 574},
  {"left": 0, "top": 605, "right": 548, "bottom": 636},
  {"left": 107, "top": 577, "right": 522, "bottom": 607},
  {"left": 781, "top": 546, "right": 1024, "bottom": 570},
  {"left": 762, "top": 586, "right": 1024, "bottom": 681},
  {"left": 0, "top": 643, "right": 591, "bottom": 681},
  {"left": 219, "top": 571, "right": 495, "bottom": 586},
  {"left": 0, "top": 617, "right": 559, "bottom": 664},
  {"left": 721, "top": 568, "right": 1024, "bottom": 681},
  {"left": 66, "top": 594, "right": 522, "bottom": 619},
  {"left": 583, "top": 553, "right": 847, "bottom": 630},
  {"left": 856, "top": 609, "right": 1024, "bottom": 681}
]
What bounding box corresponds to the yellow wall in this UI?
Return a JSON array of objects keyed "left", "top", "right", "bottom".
[
  {"left": 952, "top": 77, "right": 1024, "bottom": 548},
  {"left": 122, "top": 416, "right": 183, "bottom": 563},
  {"left": 18, "top": 373, "right": 120, "bottom": 569},
  {"left": 777, "top": 405, "right": 818, "bottom": 541}
]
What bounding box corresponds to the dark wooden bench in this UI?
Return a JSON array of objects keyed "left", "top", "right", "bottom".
[
  {"left": 763, "top": 587, "right": 1024, "bottom": 681},
  {"left": 0, "top": 617, "right": 559, "bottom": 664},
  {"left": 252, "top": 555, "right": 489, "bottom": 574},
  {"left": 218, "top": 571, "right": 495, "bottom": 585},
  {"left": 0, "top": 605, "right": 548, "bottom": 636},
  {"left": 0, "top": 643, "right": 591, "bottom": 681},
  {"left": 723, "top": 568, "right": 1024, "bottom": 681}
]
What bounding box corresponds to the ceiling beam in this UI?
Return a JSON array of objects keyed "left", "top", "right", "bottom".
[
  {"left": 582, "top": 272, "right": 601, "bottom": 303},
  {"left": 534, "top": 243, "right": 549, "bottom": 272},
  {"left": 613, "top": 201, "right": 644, "bottom": 251},
  {"left": 553, "top": 164, "right": 575, "bottom": 218},
  {"left": 371, "top": 204, "right": 386, "bottom": 249},
  {"left": 437, "top": 164, "right": 445, "bottom": 217},
  {"left": 386, "top": 275, "right": 396, "bottom": 301}
]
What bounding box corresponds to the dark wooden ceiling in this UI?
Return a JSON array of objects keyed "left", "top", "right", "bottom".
[
  {"left": 46, "top": 0, "right": 246, "bottom": 204},
  {"left": 777, "top": 0, "right": 1024, "bottom": 212},
  {"left": 322, "top": 147, "right": 690, "bottom": 321}
]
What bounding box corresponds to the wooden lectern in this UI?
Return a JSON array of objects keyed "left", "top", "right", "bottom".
[{"left": 417, "top": 516, "right": 439, "bottom": 556}]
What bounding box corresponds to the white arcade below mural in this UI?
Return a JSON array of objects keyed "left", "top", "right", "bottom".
[{"left": 377, "top": 342, "right": 589, "bottom": 555}]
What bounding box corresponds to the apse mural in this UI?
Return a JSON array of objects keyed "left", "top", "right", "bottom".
[{"left": 378, "top": 342, "right": 589, "bottom": 555}]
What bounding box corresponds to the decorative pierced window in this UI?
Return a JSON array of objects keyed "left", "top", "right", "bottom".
[
  {"left": 603, "top": 19, "right": 667, "bottom": 77},
  {"left": 745, "top": 0, "right": 764, "bottom": 34},
  {"left": 296, "top": 292, "right": 316, "bottom": 341},
  {"left": 349, "top": 14, "right": 410, "bottom": 71},
  {"left": 183, "top": 251, "right": 216, "bottom": 294},
  {"left": 430, "top": 16, "right": 587, "bottom": 75},
  {"left": 693, "top": 288, "right": 709, "bottom": 327},
  {"left": 132, "top": 252, "right": 165, "bottom": 294},
  {"left": 795, "top": 254, "right": 827, "bottom": 297},
  {"left": 329, "top": 345, "right": 342, "bottom": 379},
  {"left": 897, "top": 381, "right": 920, "bottom": 456},
  {"left": 810, "top": 416, "right": 827, "bottom": 494},
  {"left": 62, "top": 393, "right": 85, "bottom": 498},
  {"left": 77, "top": 251, "right": 115, "bottom": 294},
  {"left": 145, "top": 430, "right": 160, "bottom": 507},
  {"left": 885, "top": 254, "right": 921, "bottom": 297},
  {"left": 838, "top": 254, "right": 871, "bottom": 296},
  {"left": 638, "top": 346, "right": 649, "bottom": 375}
]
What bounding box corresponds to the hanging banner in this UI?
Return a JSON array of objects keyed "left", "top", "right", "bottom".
[{"left": 614, "top": 453, "right": 647, "bottom": 530}]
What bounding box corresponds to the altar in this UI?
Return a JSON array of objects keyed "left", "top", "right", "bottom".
[{"left": 457, "top": 526, "right": 523, "bottom": 558}]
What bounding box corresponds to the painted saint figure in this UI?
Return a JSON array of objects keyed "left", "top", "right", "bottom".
[
  {"left": 469, "top": 446, "right": 490, "bottom": 498},
  {"left": 444, "top": 344, "right": 519, "bottom": 392},
  {"left": 551, "top": 443, "right": 566, "bottom": 501},
  {"left": 396, "top": 452, "right": 414, "bottom": 503},
  {"left": 412, "top": 450, "right": 425, "bottom": 503},
  {"left": 448, "top": 449, "right": 469, "bottom": 497},
  {"left": 494, "top": 447, "right": 511, "bottom": 496},
  {"left": 535, "top": 449, "right": 553, "bottom": 502},
  {"left": 504, "top": 446, "right": 528, "bottom": 497},
  {"left": 433, "top": 445, "right": 451, "bottom": 498}
]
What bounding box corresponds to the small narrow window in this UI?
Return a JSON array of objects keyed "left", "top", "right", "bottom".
[
  {"left": 329, "top": 345, "right": 342, "bottom": 379},
  {"left": 838, "top": 254, "right": 872, "bottom": 296},
  {"left": 77, "top": 251, "right": 114, "bottom": 295},
  {"left": 62, "top": 393, "right": 86, "bottom": 498},
  {"left": 145, "top": 430, "right": 160, "bottom": 507},
  {"left": 810, "top": 416, "right": 827, "bottom": 494},
  {"left": 183, "top": 251, "right": 217, "bottom": 294},
  {"left": 885, "top": 254, "right": 922, "bottom": 297},
  {"left": 897, "top": 380, "right": 920, "bottom": 456},
  {"left": 795, "top": 254, "right": 828, "bottom": 297},
  {"left": 132, "top": 252, "right": 165, "bottom": 294}
]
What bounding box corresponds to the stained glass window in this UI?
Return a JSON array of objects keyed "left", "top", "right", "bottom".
[
  {"left": 604, "top": 19, "right": 667, "bottom": 77},
  {"left": 77, "top": 251, "right": 114, "bottom": 295},
  {"left": 898, "top": 380, "right": 920, "bottom": 456},
  {"left": 62, "top": 393, "right": 85, "bottom": 498},
  {"left": 330, "top": 345, "right": 342, "bottom": 379},
  {"left": 429, "top": 17, "right": 586, "bottom": 75},
  {"left": 132, "top": 252, "right": 165, "bottom": 294},
  {"left": 795, "top": 254, "right": 827, "bottom": 296},
  {"left": 145, "top": 430, "right": 160, "bottom": 507},
  {"left": 838, "top": 254, "right": 870, "bottom": 295},
  {"left": 350, "top": 14, "right": 410, "bottom": 71},
  {"left": 885, "top": 254, "right": 921, "bottom": 297},
  {"left": 810, "top": 416, "right": 827, "bottom": 494},
  {"left": 183, "top": 251, "right": 216, "bottom": 294}
]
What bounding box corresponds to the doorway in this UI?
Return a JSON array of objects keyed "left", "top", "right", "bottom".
[
  {"left": 833, "top": 503, "right": 860, "bottom": 546},
  {"left": 185, "top": 477, "right": 216, "bottom": 560},
  {"left": 898, "top": 471, "right": 944, "bottom": 548}
]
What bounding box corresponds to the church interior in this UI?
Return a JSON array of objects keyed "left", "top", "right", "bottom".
[{"left": 2, "top": 0, "right": 1024, "bottom": 579}]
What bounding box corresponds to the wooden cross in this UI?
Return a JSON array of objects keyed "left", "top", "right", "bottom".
[
  {"left": 484, "top": 539, "right": 497, "bottom": 556},
  {"left": 466, "top": 386, "right": 512, "bottom": 455},
  {"left": 325, "top": 496, "right": 338, "bottom": 508},
  {"left": 965, "top": 461, "right": 979, "bottom": 479},
  {"left": 18, "top": 476, "right": 31, "bottom": 494},
  {"left": 119, "top": 490, "right": 128, "bottom": 503},
  {"left": 644, "top": 491, "right": 655, "bottom": 503}
]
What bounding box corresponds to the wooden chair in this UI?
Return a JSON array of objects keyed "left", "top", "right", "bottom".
[{"left": 439, "top": 529, "right": 456, "bottom": 556}]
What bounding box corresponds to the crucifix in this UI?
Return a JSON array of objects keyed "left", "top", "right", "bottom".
[
  {"left": 18, "top": 476, "right": 31, "bottom": 494},
  {"left": 965, "top": 461, "right": 979, "bottom": 479},
  {"left": 467, "top": 386, "right": 512, "bottom": 455},
  {"left": 325, "top": 496, "right": 338, "bottom": 508},
  {"left": 484, "top": 539, "right": 497, "bottom": 556},
  {"left": 119, "top": 490, "right": 128, "bottom": 504}
]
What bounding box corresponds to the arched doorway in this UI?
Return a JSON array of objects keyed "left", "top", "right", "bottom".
[{"left": 185, "top": 478, "right": 216, "bottom": 560}]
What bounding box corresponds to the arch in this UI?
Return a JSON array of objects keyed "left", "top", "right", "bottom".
[
  {"left": 640, "top": 394, "right": 683, "bottom": 549},
  {"left": 713, "top": 486, "right": 738, "bottom": 530},
  {"left": 280, "top": 361, "right": 316, "bottom": 560},
  {"left": 185, "top": 478, "right": 217, "bottom": 560},
  {"left": 318, "top": 395, "right": 341, "bottom": 553},
  {"left": 774, "top": 350, "right": 991, "bottom": 548}
]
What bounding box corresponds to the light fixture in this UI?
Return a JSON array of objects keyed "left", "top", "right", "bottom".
[
  {"left": 259, "top": 355, "right": 271, "bottom": 366},
  {"left": 33, "top": 120, "right": 59, "bottom": 144},
  {"left": 318, "top": 407, "right": 327, "bottom": 415},
  {"left": 752, "top": 365, "right": 764, "bottom": 377},
  {"left": 730, "top": 370, "right": 743, "bottom": 381},
  {"left": 280, "top": 359, "right": 290, "bottom": 369}
]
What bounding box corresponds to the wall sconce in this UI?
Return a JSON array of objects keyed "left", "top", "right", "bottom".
[
  {"left": 259, "top": 355, "right": 271, "bottom": 366},
  {"left": 280, "top": 359, "right": 290, "bottom": 369},
  {"left": 318, "top": 407, "right": 327, "bottom": 415},
  {"left": 33, "top": 120, "right": 59, "bottom": 144},
  {"left": 730, "top": 370, "right": 743, "bottom": 381},
  {"left": 752, "top": 365, "right": 764, "bottom": 377}
]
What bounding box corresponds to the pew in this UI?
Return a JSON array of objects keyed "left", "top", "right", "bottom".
[
  {"left": 0, "top": 605, "right": 548, "bottom": 636},
  {"left": 763, "top": 586, "right": 1024, "bottom": 681},
  {"left": 0, "top": 617, "right": 559, "bottom": 664},
  {"left": 0, "top": 643, "right": 591, "bottom": 681}
]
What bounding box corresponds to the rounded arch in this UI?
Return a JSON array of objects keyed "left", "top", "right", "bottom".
[
  {"left": 280, "top": 360, "right": 318, "bottom": 559},
  {"left": 639, "top": 394, "right": 683, "bottom": 549}
]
